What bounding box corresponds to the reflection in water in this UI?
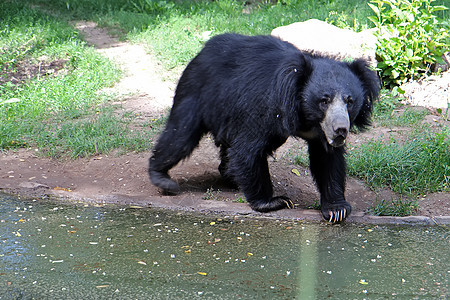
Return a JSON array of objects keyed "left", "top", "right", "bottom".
[
  {"left": 0, "top": 193, "right": 448, "bottom": 299},
  {"left": 298, "top": 225, "right": 317, "bottom": 299}
]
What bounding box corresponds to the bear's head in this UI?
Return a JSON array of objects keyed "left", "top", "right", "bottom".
[{"left": 298, "top": 56, "right": 380, "bottom": 148}]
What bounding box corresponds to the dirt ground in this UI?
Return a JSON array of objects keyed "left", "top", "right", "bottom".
[{"left": 1, "top": 21, "right": 448, "bottom": 222}]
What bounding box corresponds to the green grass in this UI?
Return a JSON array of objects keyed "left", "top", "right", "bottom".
[
  {"left": 131, "top": 0, "right": 374, "bottom": 69},
  {"left": 203, "top": 188, "right": 222, "bottom": 201},
  {"left": 373, "top": 90, "right": 430, "bottom": 127},
  {"left": 347, "top": 129, "right": 450, "bottom": 195},
  {"left": 29, "top": 0, "right": 375, "bottom": 69},
  {"left": 3, "top": 108, "right": 165, "bottom": 158},
  {"left": 368, "top": 198, "right": 419, "bottom": 217},
  {"left": 0, "top": 2, "right": 79, "bottom": 67},
  {"left": 0, "top": 1, "right": 165, "bottom": 157},
  {"left": 234, "top": 194, "right": 246, "bottom": 203},
  {"left": 292, "top": 129, "right": 450, "bottom": 197}
]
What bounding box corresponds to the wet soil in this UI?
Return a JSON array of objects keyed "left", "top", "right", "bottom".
[{"left": 0, "top": 21, "right": 448, "bottom": 222}]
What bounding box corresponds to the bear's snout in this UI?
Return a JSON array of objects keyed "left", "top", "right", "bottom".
[
  {"left": 320, "top": 96, "right": 350, "bottom": 147},
  {"left": 334, "top": 126, "right": 348, "bottom": 138},
  {"left": 332, "top": 126, "right": 348, "bottom": 147}
]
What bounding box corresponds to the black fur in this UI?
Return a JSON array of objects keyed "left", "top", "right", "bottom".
[{"left": 149, "top": 33, "right": 380, "bottom": 222}]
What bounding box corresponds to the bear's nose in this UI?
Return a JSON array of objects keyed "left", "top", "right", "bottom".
[{"left": 335, "top": 127, "right": 348, "bottom": 138}]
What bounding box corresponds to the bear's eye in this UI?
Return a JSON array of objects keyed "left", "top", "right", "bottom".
[
  {"left": 319, "top": 96, "right": 331, "bottom": 111},
  {"left": 345, "top": 96, "right": 354, "bottom": 106},
  {"left": 320, "top": 96, "right": 331, "bottom": 105}
]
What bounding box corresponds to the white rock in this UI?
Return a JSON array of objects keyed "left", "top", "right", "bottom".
[{"left": 271, "top": 19, "right": 377, "bottom": 66}]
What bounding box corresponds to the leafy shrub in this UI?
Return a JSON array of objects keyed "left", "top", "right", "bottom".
[{"left": 368, "top": 0, "right": 449, "bottom": 88}]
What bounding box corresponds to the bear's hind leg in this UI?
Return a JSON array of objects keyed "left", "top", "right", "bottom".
[
  {"left": 228, "top": 149, "right": 294, "bottom": 212},
  {"left": 218, "top": 145, "right": 238, "bottom": 188},
  {"left": 218, "top": 145, "right": 229, "bottom": 178},
  {"left": 149, "top": 98, "right": 205, "bottom": 193}
]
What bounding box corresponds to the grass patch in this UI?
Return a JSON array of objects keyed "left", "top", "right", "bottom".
[
  {"left": 234, "top": 194, "right": 246, "bottom": 203},
  {"left": 373, "top": 91, "right": 430, "bottom": 127},
  {"left": 347, "top": 129, "right": 450, "bottom": 195},
  {"left": 133, "top": 0, "right": 374, "bottom": 69},
  {"left": 368, "top": 198, "right": 418, "bottom": 217},
  {"left": 375, "top": 106, "right": 430, "bottom": 128},
  {"left": 29, "top": 0, "right": 374, "bottom": 70},
  {"left": 291, "top": 123, "right": 449, "bottom": 198},
  {"left": 0, "top": 2, "right": 80, "bottom": 68},
  {"left": 0, "top": 104, "right": 166, "bottom": 158},
  {"left": 0, "top": 1, "right": 165, "bottom": 157},
  {"left": 203, "top": 188, "right": 222, "bottom": 201},
  {"left": 305, "top": 200, "right": 321, "bottom": 210},
  {"left": 288, "top": 147, "right": 309, "bottom": 168}
]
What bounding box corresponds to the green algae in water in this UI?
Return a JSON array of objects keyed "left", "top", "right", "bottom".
[{"left": 0, "top": 193, "right": 448, "bottom": 299}]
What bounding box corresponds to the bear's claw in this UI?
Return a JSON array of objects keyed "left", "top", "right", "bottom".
[
  {"left": 328, "top": 209, "right": 347, "bottom": 223},
  {"left": 321, "top": 201, "right": 351, "bottom": 223},
  {"left": 283, "top": 198, "right": 295, "bottom": 209},
  {"left": 250, "top": 196, "right": 294, "bottom": 212}
]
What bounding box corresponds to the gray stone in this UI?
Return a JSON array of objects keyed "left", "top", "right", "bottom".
[
  {"left": 19, "top": 181, "right": 50, "bottom": 190},
  {"left": 271, "top": 19, "right": 377, "bottom": 66}
]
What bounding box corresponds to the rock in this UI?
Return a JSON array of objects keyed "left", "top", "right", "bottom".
[
  {"left": 19, "top": 181, "right": 50, "bottom": 190},
  {"left": 271, "top": 19, "right": 377, "bottom": 66},
  {"left": 400, "top": 69, "right": 450, "bottom": 109}
]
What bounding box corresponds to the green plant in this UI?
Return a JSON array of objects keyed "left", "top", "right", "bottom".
[
  {"left": 129, "top": 0, "right": 175, "bottom": 13},
  {"left": 372, "top": 89, "right": 401, "bottom": 118},
  {"left": 305, "top": 200, "right": 321, "bottom": 210},
  {"left": 203, "top": 188, "right": 222, "bottom": 200},
  {"left": 326, "top": 10, "right": 369, "bottom": 31},
  {"left": 368, "top": 198, "right": 418, "bottom": 216},
  {"left": 436, "top": 103, "right": 450, "bottom": 121},
  {"left": 347, "top": 129, "right": 450, "bottom": 195},
  {"left": 234, "top": 194, "right": 246, "bottom": 203},
  {"left": 368, "top": 0, "right": 449, "bottom": 88}
]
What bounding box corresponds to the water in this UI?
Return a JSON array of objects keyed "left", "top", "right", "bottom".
[{"left": 0, "top": 193, "right": 448, "bottom": 299}]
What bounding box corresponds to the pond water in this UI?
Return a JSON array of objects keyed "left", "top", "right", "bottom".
[{"left": 0, "top": 193, "right": 448, "bottom": 299}]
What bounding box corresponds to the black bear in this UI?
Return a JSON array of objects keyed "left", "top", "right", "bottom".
[{"left": 149, "top": 33, "right": 380, "bottom": 223}]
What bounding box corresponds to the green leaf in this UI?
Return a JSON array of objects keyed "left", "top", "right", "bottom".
[
  {"left": 368, "top": 3, "right": 380, "bottom": 16},
  {"left": 430, "top": 5, "right": 448, "bottom": 12},
  {"left": 368, "top": 0, "right": 448, "bottom": 87},
  {"left": 405, "top": 48, "right": 413, "bottom": 58},
  {"left": 405, "top": 12, "right": 415, "bottom": 22},
  {"left": 368, "top": 16, "right": 380, "bottom": 26},
  {"left": 391, "top": 69, "right": 400, "bottom": 79}
]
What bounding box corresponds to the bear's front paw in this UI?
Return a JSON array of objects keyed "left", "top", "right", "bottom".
[
  {"left": 250, "top": 196, "right": 294, "bottom": 213},
  {"left": 321, "top": 202, "right": 351, "bottom": 223}
]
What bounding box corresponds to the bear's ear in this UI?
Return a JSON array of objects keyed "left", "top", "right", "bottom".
[
  {"left": 274, "top": 52, "right": 312, "bottom": 133},
  {"left": 348, "top": 59, "right": 381, "bottom": 129},
  {"left": 293, "top": 52, "right": 313, "bottom": 84},
  {"left": 276, "top": 52, "right": 313, "bottom": 97}
]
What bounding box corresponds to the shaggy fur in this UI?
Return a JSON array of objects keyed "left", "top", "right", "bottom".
[{"left": 149, "top": 33, "right": 380, "bottom": 222}]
